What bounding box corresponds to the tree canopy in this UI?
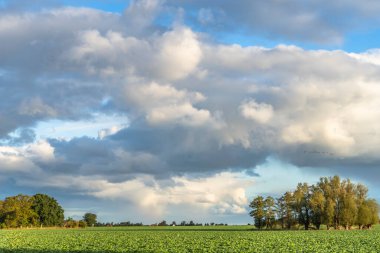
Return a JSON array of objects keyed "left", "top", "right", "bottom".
[
  {"left": 0, "top": 194, "right": 64, "bottom": 228},
  {"left": 83, "top": 213, "right": 97, "bottom": 227},
  {"left": 249, "top": 176, "right": 379, "bottom": 230},
  {"left": 32, "top": 194, "right": 64, "bottom": 227}
]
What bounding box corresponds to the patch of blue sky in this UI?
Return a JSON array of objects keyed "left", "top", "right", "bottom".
[
  {"left": 0, "top": 0, "right": 130, "bottom": 13},
  {"left": 343, "top": 28, "right": 380, "bottom": 53},
  {"left": 34, "top": 113, "right": 128, "bottom": 140},
  {"left": 245, "top": 156, "right": 330, "bottom": 198},
  {"left": 57, "top": 0, "right": 130, "bottom": 13}
]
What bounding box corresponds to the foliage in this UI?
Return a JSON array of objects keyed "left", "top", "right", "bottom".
[
  {"left": 249, "top": 175, "right": 379, "bottom": 230},
  {"left": 32, "top": 193, "right": 64, "bottom": 227},
  {"left": 0, "top": 194, "right": 39, "bottom": 228},
  {"left": 249, "top": 196, "right": 265, "bottom": 229},
  {"left": 0, "top": 194, "right": 65, "bottom": 228},
  {"left": 83, "top": 213, "right": 97, "bottom": 227}
]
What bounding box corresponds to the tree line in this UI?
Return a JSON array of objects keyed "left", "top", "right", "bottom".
[
  {"left": 249, "top": 176, "right": 379, "bottom": 230},
  {"left": 0, "top": 193, "right": 97, "bottom": 229}
]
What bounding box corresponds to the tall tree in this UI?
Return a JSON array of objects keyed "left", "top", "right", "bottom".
[
  {"left": 330, "top": 175, "right": 342, "bottom": 229},
  {"left": 276, "top": 196, "right": 286, "bottom": 229},
  {"left": 264, "top": 196, "right": 276, "bottom": 229},
  {"left": 283, "top": 191, "right": 295, "bottom": 229},
  {"left": 32, "top": 194, "right": 64, "bottom": 227},
  {"left": 249, "top": 196, "right": 265, "bottom": 229},
  {"left": 293, "top": 183, "right": 312, "bottom": 230},
  {"left": 83, "top": 212, "right": 97, "bottom": 227},
  {"left": 309, "top": 186, "right": 325, "bottom": 230},
  {"left": 317, "top": 177, "right": 335, "bottom": 229},
  {"left": 339, "top": 179, "right": 357, "bottom": 230}
]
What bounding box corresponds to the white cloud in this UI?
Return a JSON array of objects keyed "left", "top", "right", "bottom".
[
  {"left": 20, "top": 172, "right": 253, "bottom": 218},
  {"left": 153, "top": 27, "right": 202, "bottom": 81},
  {"left": 122, "top": 82, "right": 216, "bottom": 127},
  {"left": 98, "top": 125, "right": 124, "bottom": 139},
  {"left": 349, "top": 49, "right": 380, "bottom": 66},
  {"left": 0, "top": 145, "right": 42, "bottom": 173},
  {"left": 66, "top": 26, "right": 201, "bottom": 81},
  {"left": 25, "top": 140, "right": 55, "bottom": 162},
  {"left": 239, "top": 99, "right": 274, "bottom": 124}
]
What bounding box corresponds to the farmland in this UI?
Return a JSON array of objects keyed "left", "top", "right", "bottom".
[{"left": 1, "top": 226, "right": 380, "bottom": 252}]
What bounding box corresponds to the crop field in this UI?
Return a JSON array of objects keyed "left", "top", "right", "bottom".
[{"left": 1, "top": 226, "right": 380, "bottom": 252}]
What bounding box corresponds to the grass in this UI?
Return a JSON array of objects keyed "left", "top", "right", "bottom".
[{"left": 0, "top": 225, "right": 379, "bottom": 252}]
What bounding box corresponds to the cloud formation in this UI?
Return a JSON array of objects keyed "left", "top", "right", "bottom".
[
  {"left": 1, "top": 1, "right": 380, "bottom": 222},
  {"left": 167, "top": 0, "right": 380, "bottom": 44}
]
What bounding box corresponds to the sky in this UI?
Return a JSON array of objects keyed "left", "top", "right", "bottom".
[{"left": 1, "top": 0, "right": 380, "bottom": 224}]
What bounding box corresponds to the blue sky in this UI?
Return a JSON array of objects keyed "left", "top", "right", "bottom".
[
  {"left": 59, "top": 0, "right": 130, "bottom": 13},
  {"left": 1, "top": 0, "right": 380, "bottom": 224}
]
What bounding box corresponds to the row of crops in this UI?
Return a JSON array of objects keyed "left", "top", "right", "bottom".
[{"left": 0, "top": 226, "right": 379, "bottom": 252}]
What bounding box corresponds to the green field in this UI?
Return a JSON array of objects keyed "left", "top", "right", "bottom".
[{"left": 1, "top": 226, "right": 380, "bottom": 252}]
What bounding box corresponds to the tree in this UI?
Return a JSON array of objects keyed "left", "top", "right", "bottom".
[
  {"left": 83, "top": 213, "right": 97, "bottom": 227},
  {"left": 158, "top": 220, "right": 167, "bottom": 226},
  {"left": 264, "top": 196, "right": 276, "bottom": 229},
  {"left": 357, "top": 202, "right": 371, "bottom": 229},
  {"left": 339, "top": 179, "right": 357, "bottom": 230},
  {"left": 276, "top": 196, "right": 286, "bottom": 229},
  {"left": 330, "top": 175, "right": 342, "bottom": 229},
  {"left": 32, "top": 194, "right": 64, "bottom": 227},
  {"left": 283, "top": 191, "right": 295, "bottom": 229},
  {"left": 248, "top": 175, "right": 378, "bottom": 231},
  {"left": 0, "top": 194, "right": 38, "bottom": 228},
  {"left": 317, "top": 177, "right": 335, "bottom": 229},
  {"left": 293, "top": 183, "right": 312, "bottom": 230},
  {"left": 309, "top": 186, "right": 325, "bottom": 230},
  {"left": 249, "top": 196, "right": 265, "bottom": 229},
  {"left": 366, "top": 199, "right": 379, "bottom": 229}
]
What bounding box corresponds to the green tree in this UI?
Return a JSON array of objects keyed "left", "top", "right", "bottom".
[
  {"left": 330, "top": 175, "right": 342, "bottom": 229},
  {"left": 355, "top": 183, "right": 368, "bottom": 204},
  {"left": 0, "top": 194, "right": 38, "bottom": 228},
  {"left": 32, "top": 194, "right": 64, "bottom": 227},
  {"left": 294, "top": 183, "right": 311, "bottom": 230},
  {"left": 249, "top": 196, "right": 265, "bottom": 229},
  {"left": 317, "top": 177, "right": 335, "bottom": 229},
  {"left": 339, "top": 179, "right": 357, "bottom": 230},
  {"left": 366, "top": 199, "right": 379, "bottom": 229},
  {"left": 83, "top": 212, "right": 97, "bottom": 227},
  {"left": 283, "top": 191, "right": 295, "bottom": 229},
  {"left": 248, "top": 175, "right": 379, "bottom": 231},
  {"left": 275, "top": 196, "right": 286, "bottom": 229},
  {"left": 356, "top": 202, "right": 371, "bottom": 229},
  {"left": 309, "top": 186, "right": 325, "bottom": 230},
  {"left": 264, "top": 196, "right": 276, "bottom": 229}
]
